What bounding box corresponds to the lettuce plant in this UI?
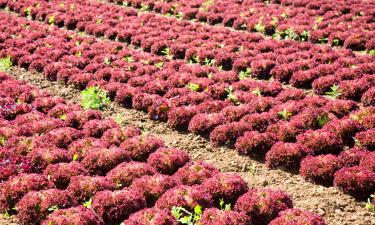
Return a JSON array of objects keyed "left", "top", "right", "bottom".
[{"left": 80, "top": 86, "right": 110, "bottom": 110}]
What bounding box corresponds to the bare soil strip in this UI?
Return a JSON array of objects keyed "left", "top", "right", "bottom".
[{"left": 4, "top": 66, "right": 374, "bottom": 225}]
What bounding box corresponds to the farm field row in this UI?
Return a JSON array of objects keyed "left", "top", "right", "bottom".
[
  {"left": 106, "top": 0, "right": 375, "bottom": 51},
  {"left": 0, "top": 71, "right": 328, "bottom": 225},
  {"left": 8, "top": 66, "right": 374, "bottom": 225},
  {"left": 2, "top": 0, "right": 375, "bottom": 95}
]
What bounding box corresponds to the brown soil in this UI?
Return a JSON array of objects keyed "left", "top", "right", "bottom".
[{"left": 2, "top": 67, "right": 374, "bottom": 225}]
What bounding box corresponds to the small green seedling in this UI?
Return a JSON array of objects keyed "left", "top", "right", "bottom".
[
  {"left": 96, "top": 18, "right": 102, "bottom": 24},
  {"left": 24, "top": 6, "right": 32, "bottom": 19},
  {"left": 116, "top": 182, "right": 123, "bottom": 188},
  {"left": 2, "top": 210, "right": 10, "bottom": 219},
  {"left": 186, "top": 83, "right": 200, "bottom": 92},
  {"left": 272, "top": 31, "right": 282, "bottom": 40},
  {"left": 69, "top": 4, "right": 75, "bottom": 11},
  {"left": 251, "top": 88, "right": 262, "bottom": 97},
  {"left": 75, "top": 51, "right": 82, "bottom": 57},
  {"left": 235, "top": 46, "right": 244, "bottom": 53},
  {"left": 170, "top": 3, "right": 179, "bottom": 13},
  {"left": 284, "top": 28, "right": 299, "bottom": 40},
  {"left": 59, "top": 114, "right": 66, "bottom": 121},
  {"left": 72, "top": 154, "right": 79, "bottom": 161},
  {"left": 48, "top": 15, "right": 55, "bottom": 25},
  {"left": 140, "top": 59, "right": 150, "bottom": 65},
  {"left": 365, "top": 195, "right": 374, "bottom": 211},
  {"left": 15, "top": 98, "right": 23, "bottom": 105},
  {"left": 202, "top": 0, "right": 214, "bottom": 7},
  {"left": 171, "top": 205, "right": 202, "bottom": 225},
  {"left": 35, "top": 204, "right": 41, "bottom": 213},
  {"left": 112, "top": 113, "right": 127, "bottom": 125},
  {"left": 317, "top": 113, "right": 330, "bottom": 128},
  {"left": 315, "top": 16, "right": 324, "bottom": 23},
  {"left": 281, "top": 12, "right": 288, "bottom": 19},
  {"left": 271, "top": 17, "right": 278, "bottom": 26},
  {"left": 318, "top": 37, "right": 328, "bottom": 44},
  {"left": 164, "top": 13, "right": 173, "bottom": 17},
  {"left": 160, "top": 47, "right": 169, "bottom": 56},
  {"left": 239, "top": 68, "right": 252, "bottom": 80},
  {"left": 140, "top": 3, "right": 150, "bottom": 12},
  {"left": 325, "top": 84, "right": 342, "bottom": 99},
  {"left": 217, "top": 43, "right": 225, "bottom": 48},
  {"left": 0, "top": 56, "right": 12, "bottom": 71},
  {"left": 254, "top": 22, "right": 265, "bottom": 33},
  {"left": 48, "top": 205, "right": 59, "bottom": 212},
  {"left": 332, "top": 38, "right": 341, "bottom": 46},
  {"left": 161, "top": 47, "right": 173, "bottom": 59},
  {"left": 226, "top": 86, "right": 239, "bottom": 105},
  {"left": 127, "top": 65, "right": 136, "bottom": 71},
  {"left": 278, "top": 108, "right": 293, "bottom": 120},
  {"left": 300, "top": 30, "right": 309, "bottom": 41},
  {"left": 240, "top": 24, "right": 247, "bottom": 30},
  {"left": 103, "top": 57, "right": 111, "bottom": 65},
  {"left": 176, "top": 11, "right": 184, "bottom": 19},
  {"left": 354, "top": 138, "right": 361, "bottom": 147},
  {"left": 155, "top": 61, "right": 164, "bottom": 69},
  {"left": 123, "top": 56, "right": 134, "bottom": 63},
  {"left": 80, "top": 86, "right": 110, "bottom": 110},
  {"left": 219, "top": 198, "right": 231, "bottom": 211},
  {"left": 203, "top": 58, "right": 215, "bottom": 66},
  {"left": 188, "top": 55, "right": 199, "bottom": 64},
  {"left": 0, "top": 136, "right": 5, "bottom": 146},
  {"left": 83, "top": 198, "right": 93, "bottom": 208}
]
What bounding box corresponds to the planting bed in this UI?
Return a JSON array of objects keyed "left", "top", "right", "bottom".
[
  {"left": 0, "top": 71, "right": 328, "bottom": 224},
  {"left": 0, "top": 0, "right": 374, "bottom": 224},
  {"left": 107, "top": 0, "right": 375, "bottom": 51},
  {"left": 7, "top": 66, "right": 375, "bottom": 225},
  {"left": 2, "top": 0, "right": 375, "bottom": 90}
]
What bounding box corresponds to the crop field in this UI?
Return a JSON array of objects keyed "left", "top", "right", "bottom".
[{"left": 0, "top": 0, "right": 374, "bottom": 224}]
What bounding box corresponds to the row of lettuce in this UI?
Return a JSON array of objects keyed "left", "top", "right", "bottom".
[
  {"left": 106, "top": 0, "right": 375, "bottom": 51},
  {"left": 1, "top": 0, "right": 375, "bottom": 100}
]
